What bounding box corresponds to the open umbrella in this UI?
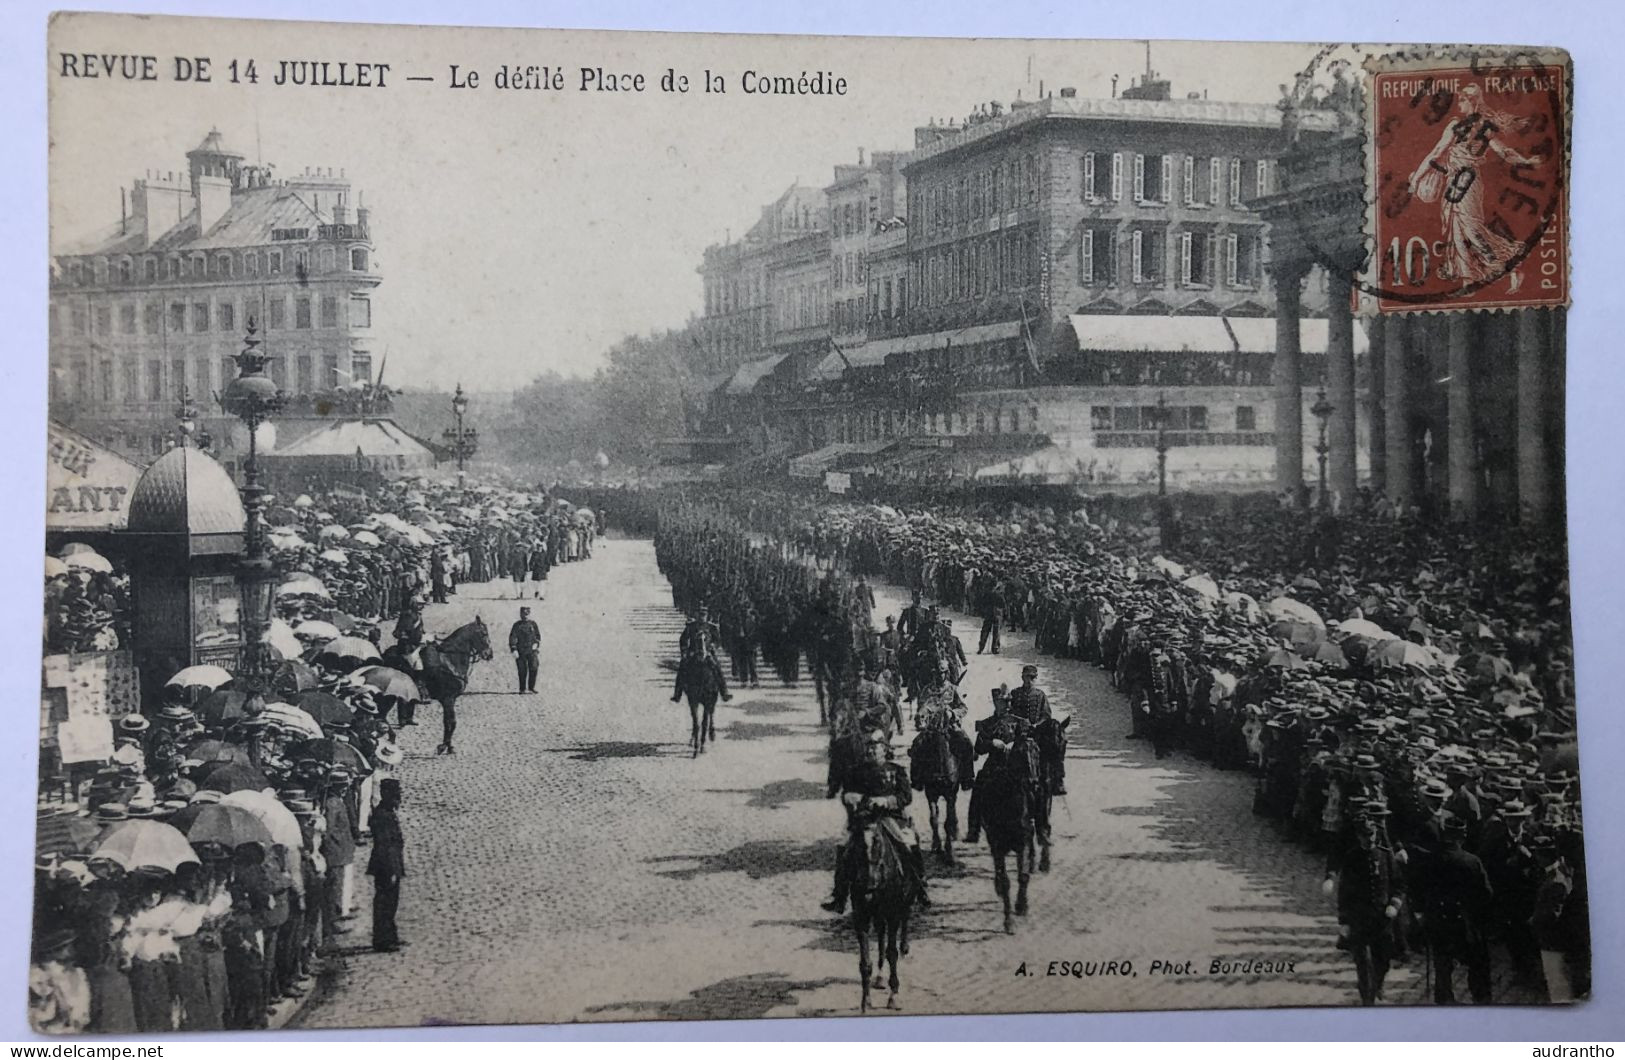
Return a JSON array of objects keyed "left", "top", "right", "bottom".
[
  {"left": 1150, "top": 555, "right": 1187, "bottom": 580},
  {"left": 266, "top": 619, "right": 303, "bottom": 660},
  {"left": 258, "top": 703, "right": 324, "bottom": 740},
  {"left": 183, "top": 739, "right": 254, "bottom": 769},
  {"left": 296, "top": 691, "right": 354, "bottom": 728},
  {"left": 44, "top": 555, "right": 69, "bottom": 578},
  {"left": 351, "top": 530, "right": 382, "bottom": 548},
  {"left": 271, "top": 659, "right": 319, "bottom": 695},
  {"left": 1264, "top": 596, "right": 1325, "bottom": 628},
  {"left": 1222, "top": 591, "right": 1263, "bottom": 621},
  {"left": 318, "top": 549, "right": 349, "bottom": 565},
  {"left": 1181, "top": 574, "right": 1220, "bottom": 601},
  {"left": 293, "top": 495, "right": 315, "bottom": 509},
  {"left": 64, "top": 550, "right": 114, "bottom": 574},
  {"left": 1265, "top": 648, "right": 1308, "bottom": 670},
  {"left": 329, "top": 612, "right": 362, "bottom": 633},
  {"left": 277, "top": 575, "right": 331, "bottom": 601},
  {"left": 289, "top": 737, "right": 368, "bottom": 773},
  {"left": 318, "top": 524, "right": 350, "bottom": 541},
  {"left": 1373, "top": 639, "right": 1438, "bottom": 671},
  {"left": 166, "top": 665, "right": 234, "bottom": 691},
  {"left": 220, "top": 790, "right": 303, "bottom": 853},
  {"left": 293, "top": 620, "right": 342, "bottom": 645},
  {"left": 1309, "top": 641, "right": 1351, "bottom": 669},
  {"left": 196, "top": 690, "right": 252, "bottom": 727},
  {"left": 355, "top": 665, "right": 421, "bottom": 702},
  {"left": 1334, "top": 618, "right": 1397, "bottom": 641},
  {"left": 91, "top": 820, "right": 198, "bottom": 873},
  {"left": 183, "top": 803, "right": 274, "bottom": 849},
  {"left": 318, "top": 636, "right": 381, "bottom": 665},
  {"left": 198, "top": 763, "right": 273, "bottom": 795}
]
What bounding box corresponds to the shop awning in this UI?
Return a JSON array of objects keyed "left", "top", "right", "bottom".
[
  {"left": 1069, "top": 315, "right": 1368, "bottom": 356},
  {"left": 788, "top": 439, "right": 895, "bottom": 477},
  {"left": 47, "top": 421, "right": 147, "bottom": 533},
  {"left": 725, "top": 353, "right": 791, "bottom": 394}
]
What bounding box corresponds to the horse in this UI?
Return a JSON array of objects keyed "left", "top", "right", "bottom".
[
  {"left": 674, "top": 649, "right": 725, "bottom": 756},
  {"left": 909, "top": 681, "right": 975, "bottom": 865},
  {"left": 978, "top": 762, "right": 1036, "bottom": 934},
  {"left": 419, "top": 618, "right": 493, "bottom": 755},
  {"left": 849, "top": 822, "right": 913, "bottom": 1012}
]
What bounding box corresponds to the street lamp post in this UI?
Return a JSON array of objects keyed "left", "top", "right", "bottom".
[
  {"left": 1153, "top": 392, "right": 1170, "bottom": 497},
  {"left": 1311, "top": 387, "right": 1335, "bottom": 512},
  {"left": 222, "top": 318, "right": 285, "bottom": 687},
  {"left": 443, "top": 383, "right": 478, "bottom": 490}
]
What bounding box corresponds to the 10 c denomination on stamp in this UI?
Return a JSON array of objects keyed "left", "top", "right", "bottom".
[{"left": 1364, "top": 48, "right": 1569, "bottom": 313}]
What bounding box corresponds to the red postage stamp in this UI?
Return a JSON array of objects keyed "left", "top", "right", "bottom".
[{"left": 1364, "top": 49, "right": 1569, "bottom": 313}]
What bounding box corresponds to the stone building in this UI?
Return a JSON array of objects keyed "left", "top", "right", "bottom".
[{"left": 49, "top": 129, "right": 381, "bottom": 462}]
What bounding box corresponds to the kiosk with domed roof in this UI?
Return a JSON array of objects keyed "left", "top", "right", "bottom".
[{"left": 119, "top": 444, "right": 248, "bottom": 701}]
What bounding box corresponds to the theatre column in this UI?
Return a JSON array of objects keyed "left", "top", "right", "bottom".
[
  {"left": 1273, "top": 263, "right": 1306, "bottom": 500},
  {"left": 1326, "top": 271, "right": 1357, "bottom": 503},
  {"left": 1382, "top": 315, "right": 1413, "bottom": 507},
  {"left": 1516, "top": 308, "right": 1551, "bottom": 525},
  {"left": 1447, "top": 312, "right": 1479, "bottom": 520}
]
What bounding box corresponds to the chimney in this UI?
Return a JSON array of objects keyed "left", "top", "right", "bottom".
[
  {"left": 1059, "top": 86, "right": 1077, "bottom": 98},
  {"left": 195, "top": 170, "right": 233, "bottom": 233},
  {"left": 857, "top": 146, "right": 865, "bottom": 166},
  {"left": 332, "top": 199, "right": 349, "bottom": 225}
]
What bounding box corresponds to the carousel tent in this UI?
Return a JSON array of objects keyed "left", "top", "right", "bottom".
[{"left": 264, "top": 418, "right": 437, "bottom": 473}]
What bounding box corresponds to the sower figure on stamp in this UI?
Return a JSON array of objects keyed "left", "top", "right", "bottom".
[{"left": 822, "top": 730, "right": 930, "bottom": 914}]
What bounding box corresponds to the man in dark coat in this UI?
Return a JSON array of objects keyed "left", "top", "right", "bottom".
[
  {"left": 821, "top": 731, "right": 928, "bottom": 913},
  {"left": 509, "top": 607, "right": 542, "bottom": 694},
  {"left": 1331, "top": 804, "right": 1404, "bottom": 1005},
  {"left": 1422, "top": 815, "right": 1495, "bottom": 1004},
  {"left": 977, "top": 575, "right": 1007, "bottom": 655},
  {"left": 367, "top": 779, "right": 406, "bottom": 952}
]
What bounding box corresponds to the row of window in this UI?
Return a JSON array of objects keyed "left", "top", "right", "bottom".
[
  {"left": 1079, "top": 228, "right": 1264, "bottom": 287},
  {"left": 53, "top": 293, "right": 372, "bottom": 338},
  {"left": 832, "top": 196, "right": 882, "bottom": 240},
  {"left": 1087, "top": 405, "right": 1257, "bottom": 432},
  {"left": 59, "top": 245, "right": 371, "bottom": 287},
  {"left": 776, "top": 279, "right": 831, "bottom": 332},
  {"left": 909, "top": 228, "right": 1038, "bottom": 309},
  {"left": 1080, "top": 153, "right": 1273, "bottom": 207},
  {"left": 909, "top": 153, "right": 1041, "bottom": 238},
  {"left": 837, "top": 404, "right": 1043, "bottom": 444},
  {"left": 703, "top": 275, "right": 765, "bottom": 318},
  {"left": 53, "top": 350, "right": 375, "bottom": 406},
  {"left": 833, "top": 252, "right": 867, "bottom": 290}
]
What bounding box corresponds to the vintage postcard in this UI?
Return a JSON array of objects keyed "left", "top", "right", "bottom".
[{"left": 37, "top": 13, "right": 1583, "bottom": 1032}]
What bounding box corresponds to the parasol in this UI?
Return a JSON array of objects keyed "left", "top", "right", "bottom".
[
  {"left": 166, "top": 665, "right": 234, "bottom": 691},
  {"left": 296, "top": 691, "right": 355, "bottom": 728},
  {"left": 355, "top": 664, "right": 422, "bottom": 702},
  {"left": 182, "top": 803, "right": 274, "bottom": 849},
  {"left": 318, "top": 549, "right": 349, "bottom": 565},
  {"left": 271, "top": 658, "right": 319, "bottom": 695},
  {"left": 266, "top": 619, "right": 304, "bottom": 660},
  {"left": 258, "top": 703, "right": 324, "bottom": 740},
  {"left": 91, "top": 820, "right": 199, "bottom": 873},
  {"left": 183, "top": 739, "right": 254, "bottom": 769},
  {"left": 197, "top": 762, "right": 273, "bottom": 795},
  {"left": 318, "top": 636, "right": 381, "bottom": 665},
  {"left": 1180, "top": 574, "right": 1220, "bottom": 601},
  {"left": 1334, "top": 618, "right": 1396, "bottom": 641},
  {"left": 44, "top": 555, "right": 69, "bottom": 578},
  {"left": 196, "top": 690, "right": 253, "bottom": 727},
  {"left": 352, "top": 530, "right": 382, "bottom": 548},
  {"left": 1373, "top": 639, "right": 1438, "bottom": 671},
  {"left": 294, "top": 620, "right": 342, "bottom": 645},
  {"left": 64, "top": 550, "right": 114, "bottom": 574},
  {"left": 318, "top": 525, "right": 350, "bottom": 541},
  {"left": 220, "top": 790, "right": 304, "bottom": 852},
  {"left": 1264, "top": 597, "right": 1325, "bottom": 628},
  {"left": 277, "top": 575, "right": 331, "bottom": 601},
  {"left": 288, "top": 737, "right": 368, "bottom": 773}
]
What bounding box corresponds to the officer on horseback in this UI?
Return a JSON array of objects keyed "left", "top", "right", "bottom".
[
  {"left": 822, "top": 730, "right": 930, "bottom": 914},
  {"left": 966, "top": 685, "right": 1026, "bottom": 845},
  {"left": 672, "top": 604, "right": 733, "bottom": 704}
]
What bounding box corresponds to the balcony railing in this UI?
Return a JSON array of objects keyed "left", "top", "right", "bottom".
[{"left": 1094, "top": 430, "right": 1274, "bottom": 448}]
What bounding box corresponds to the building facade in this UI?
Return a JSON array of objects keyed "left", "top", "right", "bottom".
[{"left": 49, "top": 129, "right": 381, "bottom": 461}]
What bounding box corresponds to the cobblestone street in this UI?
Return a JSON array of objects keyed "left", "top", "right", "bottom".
[{"left": 296, "top": 536, "right": 1444, "bottom": 1030}]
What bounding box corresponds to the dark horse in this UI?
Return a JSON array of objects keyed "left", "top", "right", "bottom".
[
  {"left": 908, "top": 726, "right": 973, "bottom": 865},
  {"left": 673, "top": 649, "right": 725, "bottom": 756},
  {"left": 851, "top": 818, "right": 913, "bottom": 1012},
  {"left": 419, "top": 618, "right": 494, "bottom": 755}
]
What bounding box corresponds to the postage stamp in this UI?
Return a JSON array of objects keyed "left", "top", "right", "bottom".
[{"left": 1362, "top": 48, "right": 1570, "bottom": 314}]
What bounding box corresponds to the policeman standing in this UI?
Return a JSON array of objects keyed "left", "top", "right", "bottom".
[
  {"left": 367, "top": 778, "right": 406, "bottom": 953},
  {"left": 508, "top": 607, "right": 541, "bottom": 694}
]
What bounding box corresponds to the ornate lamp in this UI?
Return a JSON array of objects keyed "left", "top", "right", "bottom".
[
  {"left": 1311, "top": 387, "right": 1335, "bottom": 512},
  {"left": 222, "top": 318, "right": 285, "bottom": 684}
]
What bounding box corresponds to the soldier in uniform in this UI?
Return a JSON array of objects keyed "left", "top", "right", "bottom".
[
  {"left": 1421, "top": 815, "right": 1495, "bottom": 1004},
  {"left": 965, "top": 685, "right": 1024, "bottom": 845},
  {"left": 846, "top": 662, "right": 903, "bottom": 739},
  {"left": 1007, "top": 664, "right": 1060, "bottom": 845},
  {"left": 672, "top": 604, "right": 732, "bottom": 704},
  {"left": 821, "top": 730, "right": 929, "bottom": 913},
  {"left": 1329, "top": 801, "right": 1404, "bottom": 1005},
  {"left": 508, "top": 607, "right": 542, "bottom": 695},
  {"left": 897, "top": 590, "right": 929, "bottom": 643}
]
